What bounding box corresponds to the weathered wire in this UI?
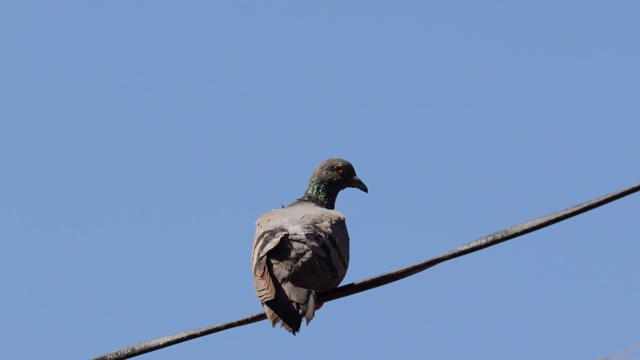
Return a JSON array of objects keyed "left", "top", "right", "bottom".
[{"left": 91, "top": 183, "right": 640, "bottom": 360}]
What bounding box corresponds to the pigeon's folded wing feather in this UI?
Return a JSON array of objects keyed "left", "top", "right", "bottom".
[
  {"left": 252, "top": 228, "right": 287, "bottom": 303},
  {"left": 288, "top": 220, "right": 350, "bottom": 292}
]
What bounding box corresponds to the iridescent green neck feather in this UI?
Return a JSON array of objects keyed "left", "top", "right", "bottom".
[{"left": 302, "top": 177, "right": 338, "bottom": 209}]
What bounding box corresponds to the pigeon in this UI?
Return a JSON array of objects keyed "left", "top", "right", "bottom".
[{"left": 252, "top": 158, "right": 368, "bottom": 334}]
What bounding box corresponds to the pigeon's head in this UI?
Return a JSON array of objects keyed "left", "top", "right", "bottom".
[
  {"left": 303, "top": 158, "right": 367, "bottom": 209},
  {"left": 312, "top": 158, "right": 368, "bottom": 193}
]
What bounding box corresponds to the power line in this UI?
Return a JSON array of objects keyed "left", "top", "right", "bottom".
[{"left": 91, "top": 182, "right": 640, "bottom": 360}]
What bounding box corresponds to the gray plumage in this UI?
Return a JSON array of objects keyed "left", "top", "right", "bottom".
[{"left": 252, "top": 158, "right": 367, "bottom": 334}]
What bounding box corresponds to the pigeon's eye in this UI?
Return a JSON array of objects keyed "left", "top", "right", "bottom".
[{"left": 335, "top": 165, "right": 344, "bottom": 174}]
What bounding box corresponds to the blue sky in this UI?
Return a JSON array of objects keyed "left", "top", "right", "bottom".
[{"left": 2, "top": 2, "right": 639, "bottom": 359}]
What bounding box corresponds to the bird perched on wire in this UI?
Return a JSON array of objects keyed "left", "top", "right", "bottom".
[{"left": 251, "top": 158, "right": 368, "bottom": 334}]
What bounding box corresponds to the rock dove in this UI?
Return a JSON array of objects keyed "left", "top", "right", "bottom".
[{"left": 252, "top": 158, "right": 368, "bottom": 334}]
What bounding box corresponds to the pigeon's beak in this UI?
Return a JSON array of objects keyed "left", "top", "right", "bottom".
[{"left": 351, "top": 176, "right": 368, "bottom": 193}]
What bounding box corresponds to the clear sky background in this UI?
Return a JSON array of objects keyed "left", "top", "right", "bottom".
[{"left": 2, "top": 2, "right": 639, "bottom": 360}]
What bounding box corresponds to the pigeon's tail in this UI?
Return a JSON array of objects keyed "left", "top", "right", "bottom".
[{"left": 264, "top": 279, "right": 317, "bottom": 335}]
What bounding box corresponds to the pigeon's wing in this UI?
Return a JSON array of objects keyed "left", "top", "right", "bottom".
[
  {"left": 288, "top": 216, "right": 350, "bottom": 292},
  {"left": 252, "top": 209, "right": 309, "bottom": 333},
  {"left": 252, "top": 226, "right": 287, "bottom": 304}
]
